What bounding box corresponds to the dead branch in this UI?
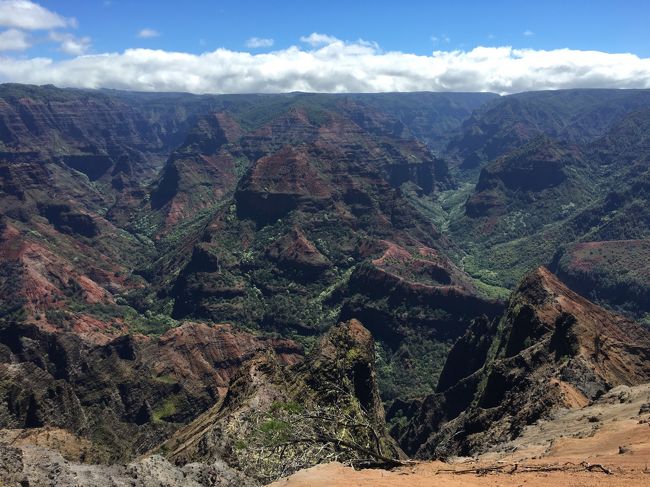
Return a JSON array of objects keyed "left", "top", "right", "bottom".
[
  {"left": 580, "top": 461, "right": 611, "bottom": 474},
  {"left": 436, "top": 461, "right": 613, "bottom": 476},
  {"left": 273, "top": 435, "right": 406, "bottom": 468}
]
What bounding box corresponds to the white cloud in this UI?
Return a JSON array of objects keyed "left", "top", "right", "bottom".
[
  {"left": 245, "top": 37, "right": 274, "bottom": 48},
  {"left": 0, "top": 27, "right": 29, "bottom": 50},
  {"left": 0, "top": 40, "right": 649, "bottom": 95},
  {"left": 49, "top": 31, "right": 91, "bottom": 55},
  {"left": 431, "top": 34, "right": 450, "bottom": 44},
  {"left": 0, "top": 0, "right": 75, "bottom": 30},
  {"left": 523, "top": 30, "right": 534, "bottom": 36},
  {"left": 137, "top": 28, "right": 160, "bottom": 39},
  {"left": 300, "top": 32, "right": 340, "bottom": 46}
]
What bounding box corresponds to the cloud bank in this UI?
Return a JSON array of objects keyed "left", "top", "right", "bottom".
[{"left": 1, "top": 33, "right": 650, "bottom": 94}]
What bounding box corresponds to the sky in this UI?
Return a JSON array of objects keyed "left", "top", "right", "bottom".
[{"left": 0, "top": 0, "right": 649, "bottom": 94}]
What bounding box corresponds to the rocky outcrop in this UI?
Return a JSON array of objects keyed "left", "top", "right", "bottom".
[
  {"left": 0, "top": 444, "right": 257, "bottom": 487},
  {"left": 401, "top": 267, "right": 650, "bottom": 458},
  {"left": 0, "top": 321, "right": 302, "bottom": 462},
  {"left": 337, "top": 92, "right": 498, "bottom": 152},
  {"left": 235, "top": 145, "right": 334, "bottom": 225},
  {"left": 465, "top": 136, "right": 579, "bottom": 217},
  {"left": 343, "top": 260, "right": 502, "bottom": 344},
  {"left": 168, "top": 102, "right": 465, "bottom": 341},
  {"left": 266, "top": 226, "right": 331, "bottom": 277},
  {"left": 157, "top": 320, "right": 403, "bottom": 483},
  {"left": 38, "top": 202, "right": 99, "bottom": 238},
  {"left": 551, "top": 239, "right": 650, "bottom": 321},
  {"left": 151, "top": 113, "right": 245, "bottom": 227},
  {"left": 325, "top": 241, "right": 504, "bottom": 400}
]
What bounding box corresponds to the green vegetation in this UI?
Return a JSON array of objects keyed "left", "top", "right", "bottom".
[
  {"left": 375, "top": 337, "right": 452, "bottom": 401},
  {"left": 152, "top": 395, "right": 182, "bottom": 422}
]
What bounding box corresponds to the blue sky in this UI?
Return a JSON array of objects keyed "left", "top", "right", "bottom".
[
  {"left": 36, "top": 0, "right": 649, "bottom": 57},
  {"left": 1, "top": 1, "right": 649, "bottom": 93}
]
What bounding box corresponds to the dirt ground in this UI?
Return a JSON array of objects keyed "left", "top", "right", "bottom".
[
  {"left": 269, "top": 384, "right": 650, "bottom": 487},
  {"left": 268, "top": 460, "right": 650, "bottom": 487}
]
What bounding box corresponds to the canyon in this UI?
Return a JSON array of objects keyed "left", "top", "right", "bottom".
[{"left": 1, "top": 84, "right": 650, "bottom": 485}]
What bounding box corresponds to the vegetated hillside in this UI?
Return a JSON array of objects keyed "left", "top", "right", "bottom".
[
  {"left": 551, "top": 239, "right": 650, "bottom": 323},
  {"left": 156, "top": 320, "right": 404, "bottom": 484},
  {"left": 447, "top": 89, "right": 650, "bottom": 170},
  {"left": 338, "top": 91, "right": 499, "bottom": 151},
  {"left": 0, "top": 85, "right": 495, "bottom": 339},
  {"left": 396, "top": 267, "right": 650, "bottom": 459},
  {"left": 430, "top": 91, "right": 650, "bottom": 316}
]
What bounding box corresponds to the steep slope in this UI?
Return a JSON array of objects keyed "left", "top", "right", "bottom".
[
  {"left": 338, "top": 92, "right": 498, "bottom": 152},
  {"left": 551, "top": 239, "right": 650, "bottom": 323},
  {"left": 448, "top": 89, "right": 650, "bottom": 170},
  {"left": 439, "top": 96, "right": 650, "bottom": 307},
  {"left": 0, "top": 84, "right": 231, "bottom": 332},
  {"left": 464, "top": 135, "right": 587, "bottom": 218},
  {"left": 272, "top": 380, "right": 650, "bottom": 487},
  {"left": 0, "top": 84, "right": 215, "bottom": 218},
  {"left": 150, "top": 112, "right": 246, "bottom": 229},
  {"left": 156, "top": 320, "right": 403, "bottom": 483},
  {"left": 0, "top": 320, "right": 301, "bottom": 462},
  {"left": 0, "top": 208, "right": 151, "bottom": 338},
  {"left": 400, "top": 267, "right": 650, "bottom": 458}
]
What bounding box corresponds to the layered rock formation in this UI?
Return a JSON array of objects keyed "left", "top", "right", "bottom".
[
  {"left": 0, "top": 321, "right": 302, "bottom": 462},
  {"left": 464, "top": 136, "right": 581, "bottom": 218},
  {"left": 400, "top": 267, "right": 650, "bottom": 458},
  {"left": 162, "top": 101, "right": 501, "bottom": 401},
  {"left": 448, "top": 89, "right": 650, "bottom": 170},
  {"left": 551, "top": 239, "right": 650, "bottom": 320}
]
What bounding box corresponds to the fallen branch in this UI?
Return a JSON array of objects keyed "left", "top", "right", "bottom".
[
  {"left": 581, "top": 461, "right": 611, "bottom": 474},
  {"left": 436, "top": 461, "right": 612, "bottom": 476}
]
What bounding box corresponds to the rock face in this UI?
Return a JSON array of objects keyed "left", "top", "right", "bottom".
[
  {"left": 0, "top": 321, "right": 302, "bottom": 462},
  {"left": 445, "top": 89, "right": 650, "bottom": 305},
  {"left": 465, "top": 136, "right": 579, "bottom": 218},
  {"left": 0, "top": 84, "right": 214, "bottom": 218},
  {"left": 0, "top": 445, "right": 257, "bottom": 487},
  {"left": 5, "top": 83, "right": 650, "bottom": 483},
  {"left": 400, "top": 267, "right": 650, "bottom": 458},
  {"left": 151, "top": 112, "right": 246, "bottom": 228},
  {"left": 340, "top": 241, "right": 504, "bottom": 398},
  {"left": 166, "top": 105, "right": 459, "bottom": 322},
  {"left": 157, "top": 320, "right": 403, "bottom": 484},
  {"left": 231, "top": 106, "right": 442, "bottom": 227},
  {"left": 266, "top": 226, "right": 331, "bottom": 277},
  {"left": 551, "top": 239, "right": 650, "bottom": 321}
]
